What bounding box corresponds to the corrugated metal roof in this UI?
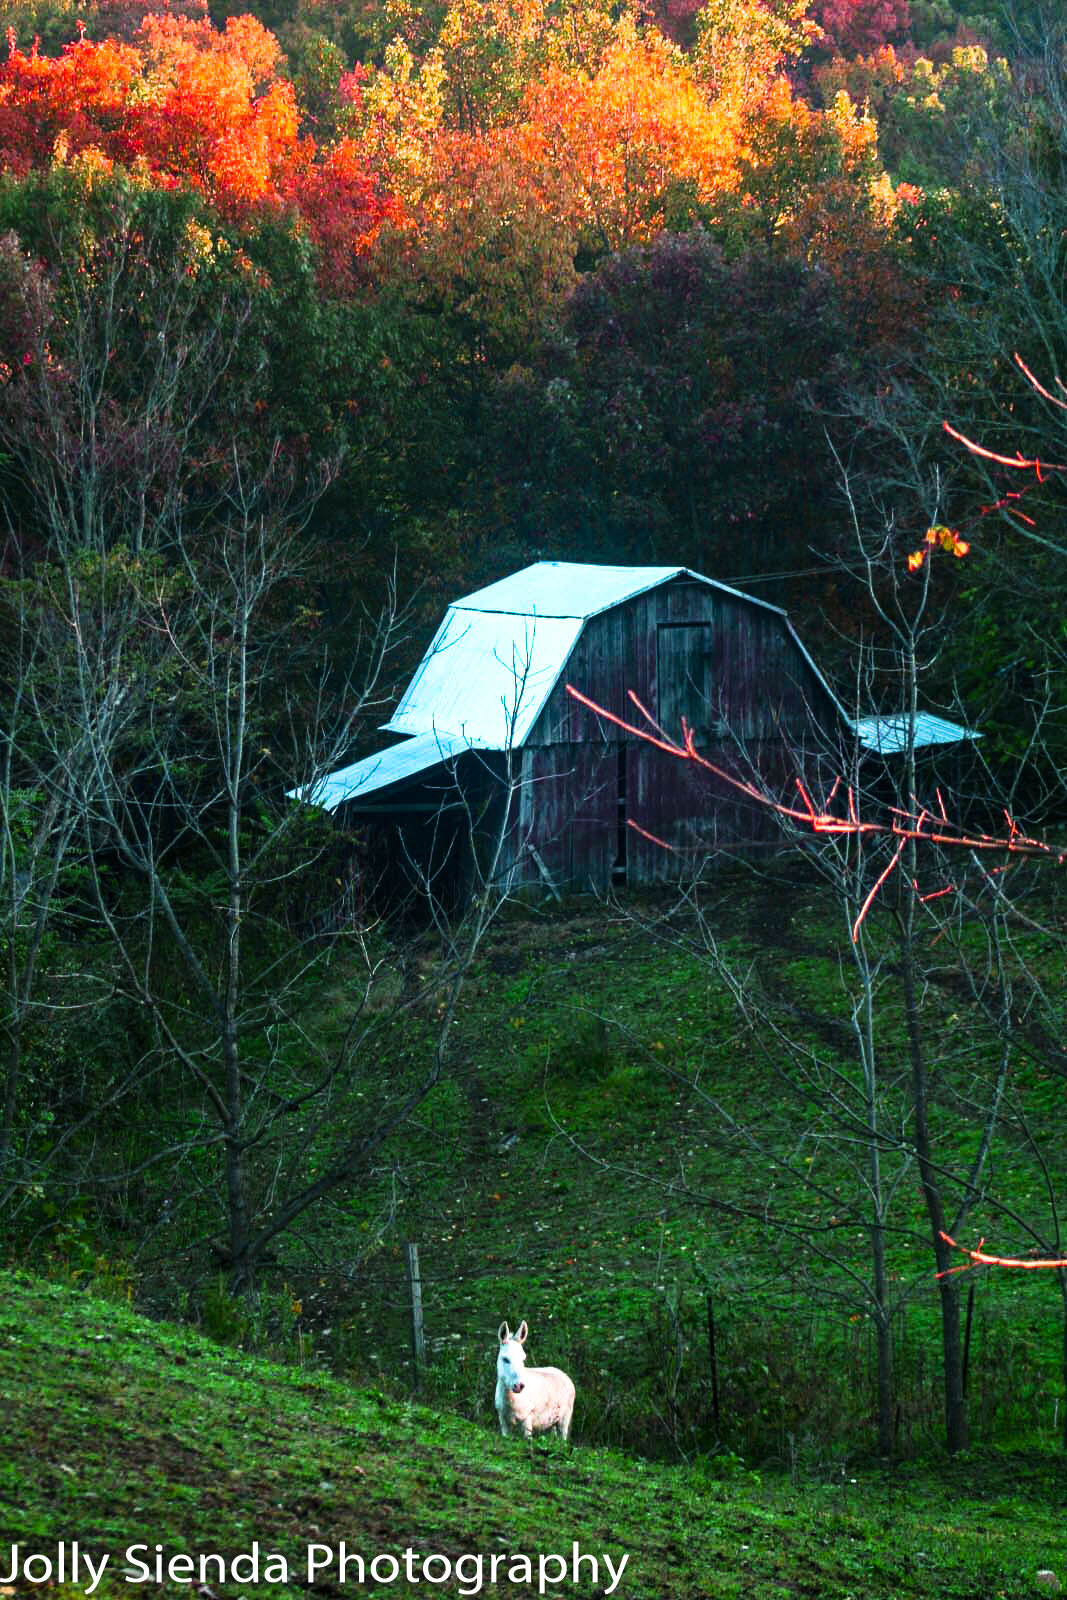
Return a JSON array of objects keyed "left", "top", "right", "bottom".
[
  {"left": 289, "top": 730, "right": 478, "bottom": 812},
  {"left": 456, "top": 562, "right": 691, "bottom": 618},
  {"left": 385, "top": 608, "right": 584, "bottom": 746},
  {"left": 455, "top": 560, "right": 790, "bottom": 620},
  {"left": 851, "top": 713, "right": 979, "bottom": 754},
  {"left": 295, "top": 563, "right": 981, "bottom": 815}
]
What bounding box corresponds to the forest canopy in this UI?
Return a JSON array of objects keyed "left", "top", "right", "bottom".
[{"left": 0, "top": 0, "right": 1047, "bottom": 611}]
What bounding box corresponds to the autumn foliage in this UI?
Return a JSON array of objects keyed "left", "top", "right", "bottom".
[
  {"left": 814, "top": 0, "right": 910, "bottom": 56},
  {"left": 517, "top": 25, "right": 748, "bottom": 248},
  {"left": 0, "top": 33, "right": 141, "bottom": 172},
  {"left": 0, "top": 0, "right": 937, "bottom": 312},
  {"left": 0, "top": 15, "right": 394, "bottom": 283}
]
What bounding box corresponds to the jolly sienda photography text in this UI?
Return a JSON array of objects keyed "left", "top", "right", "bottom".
[{"left": 1, "top": 1541, "right": 630, "bottom": 1595}]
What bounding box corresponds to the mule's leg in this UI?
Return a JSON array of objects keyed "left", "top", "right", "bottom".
[{"left": 559, "top": 1410, "right": 572, "bottom": 1442}]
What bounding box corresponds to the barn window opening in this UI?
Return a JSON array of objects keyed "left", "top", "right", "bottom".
[{"left": 612, "top": 744, "right": 628, "bottom": 885}]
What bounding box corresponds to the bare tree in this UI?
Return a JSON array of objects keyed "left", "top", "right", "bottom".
[{"left": 0, "top": 176, "right": 509, "bottom": 1292}]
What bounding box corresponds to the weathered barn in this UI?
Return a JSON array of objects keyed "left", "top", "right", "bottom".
[{"left": 300, "top": 563, "right": 974, "bottom": 898}]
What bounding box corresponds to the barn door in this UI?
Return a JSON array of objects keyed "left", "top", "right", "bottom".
[{"left": 657, "top": 624, "right": 713, "bottom": 745}]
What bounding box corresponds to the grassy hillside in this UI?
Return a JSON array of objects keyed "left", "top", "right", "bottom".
[
  {"left": 1, "top": 1271, "right": 1065, "bottom": 1600},
  {"left": 273, "top": 876, "right": 1067, "bottom": 1466}
]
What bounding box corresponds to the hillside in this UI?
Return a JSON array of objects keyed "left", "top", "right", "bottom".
[
  {"left": 257, "top": 879, "right": 1067, "bottom": 1468},
  {"left": 2, "top": 1271, "right": 1065, "bottom": 1599}
]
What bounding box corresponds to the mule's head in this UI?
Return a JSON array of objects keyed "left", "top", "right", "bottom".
[{"left": 497, "top": 1320, "right": 529, "bottom": 1393}]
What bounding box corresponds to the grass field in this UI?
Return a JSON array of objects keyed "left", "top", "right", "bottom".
[
  {"left": 8, "top": 859, "right": 1067, "bottom": 1600},
  {"left": 2, "top": 1271, "right": 1066, "bottom": 1599}
]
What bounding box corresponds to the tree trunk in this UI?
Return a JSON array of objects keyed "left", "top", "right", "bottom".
[
  {"left": 873, "top": 1305, "right": 894, "bottom": 1456},
  {"left": 224, "top": 601, "right": 250, "bottom": 1293},
  {"left": 864, "top": 1048, "right": 894, "bottom": 1455},
  {"left": 852, "top": 872, "right": 895, "bottom": 1456},
  {"left": 1059, "top": 1270, "right": 1067, "bottom": 1452},
  {"left": 901, "top": 929, "right": 968, "bottom": 1453},
  {"left": 0, "top": 1026, "right": 20, "bottom": 1180}
]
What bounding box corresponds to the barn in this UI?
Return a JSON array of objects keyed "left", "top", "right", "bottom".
[{"left": 299, "top": 562, "right": 974, "bottom": 899}]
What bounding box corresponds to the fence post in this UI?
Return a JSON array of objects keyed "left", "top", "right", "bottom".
[{"left": 406, "top": 1242, "right": 426, "bottom": 1386}]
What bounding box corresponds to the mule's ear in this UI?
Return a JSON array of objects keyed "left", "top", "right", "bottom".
[
  {"left": 498, "top": 1321, "right": 510, "bottom": 1343},
  {"left": 516, "top": 1320, "right": 528, "bottom": 1344}
]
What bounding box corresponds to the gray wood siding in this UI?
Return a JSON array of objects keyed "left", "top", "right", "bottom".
[
  {"left": 657, "top": 623, "right": 715, "bottom": 742},
  {"left": 513, "top": 577, "right": 838, "bottom": 888},
  {"left": 527, "top": 578, "right": 836, "bottom": 749},
  {"left": 504, "top": 742, "right": 619, "bottom": 890},
  {"left": 625, "top": 739, "right": 796, "bottom": 884}
]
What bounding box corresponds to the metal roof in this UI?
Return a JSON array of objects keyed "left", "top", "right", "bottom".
[
  {"left": 383, "top": 561, "right": 791, "bottom": 748},
  {"left": 384, "top": 607, "right": 584, "bottom": 747},
  {"left": 289, "top": 730, "right": 478, "bottom": 812},
  {"left": 451, "top": 561, "right": 770, "bottom": 620},
  {"left": 851, "top": 713, "right": 980, "bottom": 755},
  {"left": 292, "top": 563, "right": 981, "bottom": 815}
]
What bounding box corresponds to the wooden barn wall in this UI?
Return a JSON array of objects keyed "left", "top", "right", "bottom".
[
  {"left": 624, "top": 739, "right": 798, "bottom": 885},
  {"left": 502, "top": 579, "right": 839, "bottom": 889},
  {"left": 499, "top": 742, "right": 619, "bottom": 892}
]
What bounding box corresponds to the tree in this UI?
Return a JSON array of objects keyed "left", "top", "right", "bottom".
[
  {"left": 66, "top": 460, "right": 401, "bottom": 1292},
  {"left": 813, "top": 0, "right": 911, "bottom": 58},
  {"left": 692, "top": 0, "right": 815, "bottom": 110},
  {"left": 824, "top": 22, "right": 1067, "bottom": 778},
  {"left": 0, "top": 175, "right": 341, "bottom": 1281},
  {"left": 0, "top": 166, "right": 538, "bottom": 1293},
  {"left": 468, "top": 230, "right": 869, "bottom": 586},
  {"left": 813, "top": 42, "right": 1016, "bottom": 188},
  {"left": 517, "top": 21, "right": 747, "bottom": 254},
  {"left": 0, "top": 13, "right": 395, "bottom": 270}
]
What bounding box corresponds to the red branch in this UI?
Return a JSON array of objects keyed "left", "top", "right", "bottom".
[
  {"left": 943, "top": 354, "right": 1067, "bottom": 483},
  {"left": 935, "top": 354, "right": 1067, "bottom": 553},
  {"left": 628, "top": 819, "right": 675, "bottom": 851},
  {"left": 942, "top": 420, "right": 1066, "bottom": 477},
  {"left": 1014, "top": 352, "right": 1067, "bottom": 411},
  {"left": 852, "top": 836, "right": 906, "bottom": 940},
  {"left": 564, "top": 684, "right": 1067, "bottom": 939},
  {"left": 938, "top": 1231, "right": 1067, "bottom": 1275}
]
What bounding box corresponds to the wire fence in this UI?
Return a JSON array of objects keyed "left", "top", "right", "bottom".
[{"left": 226, "top": 1236, "right": 1067, "bottom": 1464}]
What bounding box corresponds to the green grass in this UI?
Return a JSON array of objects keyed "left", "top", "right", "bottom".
[{"left": 2, "top": 1270, "right": 1066, "bottom": 1599}]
